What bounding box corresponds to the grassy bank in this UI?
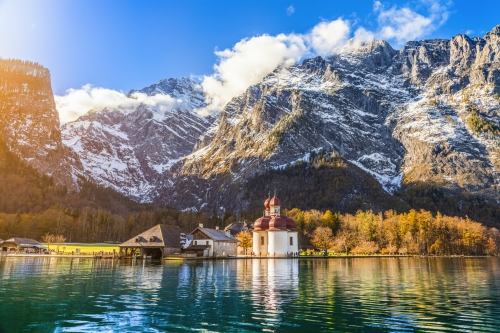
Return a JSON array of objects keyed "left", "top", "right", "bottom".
[{"left": 43, "top": 243, "right": 120, "bottom": 254}]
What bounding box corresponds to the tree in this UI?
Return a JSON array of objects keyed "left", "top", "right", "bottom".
[
  {"left": 486, "top": 237, "right": 498, "bottom": 255},
  {"left": 381, "top": 244, "right": 397, "bottom": 255},
  {"left": 236, "top": 231, "right": 253, "bottom": 255},
  {"left": 54, "top": 235, "right": 66, "bottom": 252},
  {"left": 288, "top": 208, "right": 306, "bottom": 245},
  {"left": 311, "top": 227, "right": 334, "bottom": 256},
  {"left": 41, "top": 232, "right": 55, "bottom": 251},
  {"left": 351, "top": 241, "right": 380, "bottom": 255},
  {"left": 322, "top": 210, "right": 334, "bottom": 228},
  {"left": 321, "top": 210, "right": 341, "bottom": 235}
]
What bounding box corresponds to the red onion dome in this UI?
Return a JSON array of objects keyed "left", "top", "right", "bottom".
[
  {"left": 264, "top": 198, "right": 270, "bottom": 209},
  {"left": 269, "top": 196, "right": 281, "bottom": 206},
  {"left": 254, "top": 216, "right": 271, "bottom": 231},
  {"left": 269, "top": 216, "right": 287, "bottom": 230},
  {"left": 284, "top": 217, "right": 297, "bottom": 231}
]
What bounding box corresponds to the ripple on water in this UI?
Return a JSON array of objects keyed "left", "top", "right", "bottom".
[{"left": 0, "top": 257, "right": 499, "bottom": 332}]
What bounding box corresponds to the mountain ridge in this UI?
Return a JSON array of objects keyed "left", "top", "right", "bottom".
[{"left": 2, "top": 25, "right": 500, "bottom": 224}]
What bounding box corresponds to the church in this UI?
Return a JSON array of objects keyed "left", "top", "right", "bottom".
[{"left": 252, "top": 194, "right": 298, "bottom": 256}]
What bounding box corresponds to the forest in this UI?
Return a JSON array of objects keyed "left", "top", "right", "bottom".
[
  {"left": 243, "top": 149, "right": 500, "bottom": 228},
  {"left": 288, "top": 208, "right": 499, "bottom": 256},
  {"left": 0, "top": 59, "right": 52, "bottom": 96},
  {"left": 1, "top": 134, "right": 500, "bottom": 255}
]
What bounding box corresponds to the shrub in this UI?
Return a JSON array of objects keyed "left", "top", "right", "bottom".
[{"left": 466, "top": 110, "right": 500, "bottom": 139}]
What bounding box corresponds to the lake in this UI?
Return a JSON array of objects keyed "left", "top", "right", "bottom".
[{"left": 0, "top": 257, "right": 499, "bottom": 332}]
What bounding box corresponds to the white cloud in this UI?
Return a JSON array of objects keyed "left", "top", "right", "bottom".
[
  {"left": 55, "top": 1, "right": 451, "bottom": 120},
  {"left": 200, "top": 19, "right": 350, "bottom": 113},
  {"left": 360, "top": 0, "right": 450, "bottom": 46},
  {"left": 200, "top": 33, "right": 310, "bottom": 114},
  {"left": 308, "top": 20, "right": 351, "bottom": 57},
  {"left": 200, "top": 1, "right": 450, "bottom": 114},
  {"left": 353, "top": 27, "right": 376, "bottom": 44},
  {"left": 55, "top": 85, "right": 185, "bottom": 124},
  {"left": 286, "top": 5, "right": 295, "bottom": 16}
]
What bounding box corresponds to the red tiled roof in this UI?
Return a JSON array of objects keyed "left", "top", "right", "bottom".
[
  {"left": 269, "top": 216, "right": 287, "bottom": 230},
  {"left": 254, "top": 216, "right": 271, "bottom": 231},
  {"left": 285, "top": 217, "right": 297, "bottom": 231},
  {"left": 269, "top": 196, "right": 281, "bottom": 206},
  {"left": 264, "top": 198, "right": 270, "bottom": 209}
]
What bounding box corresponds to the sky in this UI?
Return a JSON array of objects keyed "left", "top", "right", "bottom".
[{"left": 0, "top": 0, "right": 499, "bottom": 121}]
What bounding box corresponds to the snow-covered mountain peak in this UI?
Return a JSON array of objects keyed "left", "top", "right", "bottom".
[
  {"left": 128, "top": 77, "right": 206, "bottom": 113},
  {"left": 53, "top": 27, "right": 500, "bottom": 212},
  {"left": 61, "top": 77, "right": 213, "bottom": 201}
]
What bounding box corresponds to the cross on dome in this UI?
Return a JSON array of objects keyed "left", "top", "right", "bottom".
[{"left": 264, "top": 191, "right": 271, "bottom": 209}]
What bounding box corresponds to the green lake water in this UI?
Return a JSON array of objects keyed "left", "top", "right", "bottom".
[{"left": 0, "top": 257, "right": 499, "bottom": 332}]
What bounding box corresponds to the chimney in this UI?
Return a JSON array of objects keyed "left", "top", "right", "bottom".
[
  {"left": 216, "top": 226, "right": 219, "bottom": 231},
  {"left": 199, "top": 223, "right": 203, "bottom": 228}
]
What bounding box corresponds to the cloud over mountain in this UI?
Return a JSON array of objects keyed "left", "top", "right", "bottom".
[
  {"left": 200, "top": 1, "right": 450, "bottom": 113},
  {"left": 54, "top": 1, "right": 451, "bottom": 120},
  {"left": 55, "top": 85, "right": 185, "bottom": 124}
]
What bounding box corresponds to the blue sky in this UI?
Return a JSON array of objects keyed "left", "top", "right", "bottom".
[{"left": 0, "top": 0, "right": 499, "bottom": 97}]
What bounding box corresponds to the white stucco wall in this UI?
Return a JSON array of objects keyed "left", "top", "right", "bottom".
[
  {"left": 268, "top": 231, "right": 288, "bottom": 256},
  {"left": 270, "top": 205, "right": 280, "bottom": 216},
  {"left": 287, "top": 232, "right": 298, "bottom": 254},
  {"left": 213, "top": 241, "right": 237, "bottom": 256},
  {"left": 193, "top": 239, "right": 213, "bottom": 256},
  {"left": 253, "top": 231, "right": 268, "bottom": 256}
]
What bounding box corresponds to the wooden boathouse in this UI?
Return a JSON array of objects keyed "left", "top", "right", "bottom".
[{"left": 119, "top": 224, "right": 186, "bottom": 259}]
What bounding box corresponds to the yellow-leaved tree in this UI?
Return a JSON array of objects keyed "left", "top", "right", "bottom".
[
  {"left": 311, "top": 227, "right": 334, "bottom": 256},
  {"left": 236, "top": 231, "right": 253, "bottom": 255}
]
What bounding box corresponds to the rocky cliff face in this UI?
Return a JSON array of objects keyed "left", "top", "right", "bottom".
[
  {"left": 0, "top": 59, "right": 73, "bottom": 187},
  {"left": 61, "top": 78, "right": 213, "bottom": 200},
  {"left": 5, "top": 26, "right": 500, "bottom": 217},
  {"left": 170, "top": 26, "right": 500, "bottom": 213}
]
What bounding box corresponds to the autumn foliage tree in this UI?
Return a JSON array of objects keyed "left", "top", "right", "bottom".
[
  {"left": 236, "top": 231, "right": 253, "bottom": 255},
  {"left": 311, "top": 227, "right": 334, "bottom": 256},
  {"left": 288, "top": 208, "right": 499, "bottom": 256}
]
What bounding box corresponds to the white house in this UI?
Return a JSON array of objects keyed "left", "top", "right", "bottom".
[
  {"left": 189, "top": 225, "right": 239, "bottom": 257},
  {"left": 252, "top": 195, "right": 298, "bottom": 257}
]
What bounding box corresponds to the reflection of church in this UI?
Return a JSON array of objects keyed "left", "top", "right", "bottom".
[{"left": 253, "top": 194, "right": 298, "bottom": 256}]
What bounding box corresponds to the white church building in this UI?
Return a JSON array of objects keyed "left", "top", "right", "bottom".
[{"left": 252, "top": 194, "right": 298, "bottom": 256}]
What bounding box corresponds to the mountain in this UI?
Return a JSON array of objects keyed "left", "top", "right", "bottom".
[
  {"left": 163, "top": 26, "right": 500, "bottom": 218},
  {"left": 0, "top": 59, "right": 73, "bottom": 187},
  {"left": 61, "top": 77, "right": 213, "bottom": 201},
  {"left": 3, "top": 26, "right": 500, "bottom": 225}
]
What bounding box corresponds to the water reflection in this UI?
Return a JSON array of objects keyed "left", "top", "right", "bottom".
[
  {"left": 249, "top": 259, "right": 299, "bottom": 329},
  {"left": 0, "top": 257, "right": 499, "bottom": 332}
]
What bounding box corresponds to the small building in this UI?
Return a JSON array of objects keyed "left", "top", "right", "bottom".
[
  {"left": 119, "top": 224, "right": 186, "bottom": 259},
  {"left": 253, "top": 194, "right": 298, "bottom": 257},
  {"left": 225, "top": 221, "right": 254, "bottom": 237},
  {"left": 0, "top": 238, "right": 46, "bottom": 252},
  {"left": 225, "top": 221, "right": 254, "bottom": 255},
  {"left": 189, "top": 224, "right": 239, "bottom": 257}
]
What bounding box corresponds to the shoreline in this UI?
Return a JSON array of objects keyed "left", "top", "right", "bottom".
[{"left": 0, "top": 254, "right": 495, "bottom": 259}]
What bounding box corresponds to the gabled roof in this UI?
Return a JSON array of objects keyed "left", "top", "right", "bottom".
[
  {"left": 0, "top": 238, "right": 43, "bottom": 247},
  {"left": 120, "top": 224, "right": 185, "bottom": 248},
  {"left": 191, "top": 227, "right": 239, "bottom": 242},
  {"left": 224, "top": 221, "right": 254, "bottom": 237}
]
